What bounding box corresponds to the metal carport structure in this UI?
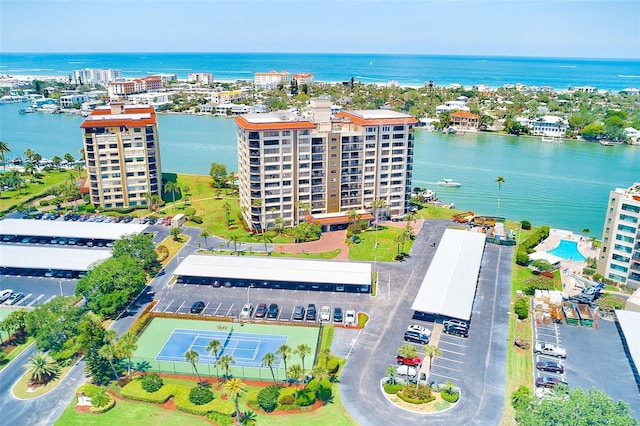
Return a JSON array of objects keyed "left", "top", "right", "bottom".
[
  {"left": 0, "top": 218, "right": 148, "bottom": 240},
  {"left": 0, "top": 245, "right": 111, "bottom": 271}
]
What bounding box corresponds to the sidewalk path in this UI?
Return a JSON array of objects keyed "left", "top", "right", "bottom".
[{"left": 275, "top": 229, "right": 350, "bottom": 260}]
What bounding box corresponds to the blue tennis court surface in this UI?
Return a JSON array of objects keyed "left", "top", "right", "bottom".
[{"left": 157, "top": 328, "right": 287, "bottom": 368}]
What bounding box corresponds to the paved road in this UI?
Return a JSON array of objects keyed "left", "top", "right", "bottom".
[{"left": 340, "top": 221, "right": 512, "bottom": 425}]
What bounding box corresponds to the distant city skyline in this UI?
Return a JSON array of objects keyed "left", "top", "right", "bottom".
[{"left": 1, "top": 0, "right": 639, "bottom": 59}]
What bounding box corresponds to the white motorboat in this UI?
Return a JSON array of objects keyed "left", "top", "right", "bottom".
[
  {"left": 541, "top": 136, "right": 563, "bottom": 143},
  {"left": 437, "top": 178, "right": 461, "bottom": 187}
]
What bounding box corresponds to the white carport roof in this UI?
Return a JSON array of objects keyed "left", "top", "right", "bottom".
[
  {"left": 614, "top": 310, "right": 640, "bottom": 377},
  {"left": 174, "top": 255, "right": 372, "bottom": 286},
  {"left": 529, "top": 251, "right": 563, "bottom": 265},
  {"left": 0, "top": 245, "right": 111, "bottom": 270},
  {"left": 0, "top": 218, "right": 148, "bottom": 240},
  {"left": 411, "top": 229, "right": 486, "bottom": 321}
]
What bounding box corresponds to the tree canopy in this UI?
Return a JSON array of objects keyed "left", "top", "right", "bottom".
[
  {"left": 209, "top": 162, "right": 228, "bottom": 188},
  {"left": 111, "top": 233, "right": 160, "bottom": 274}
]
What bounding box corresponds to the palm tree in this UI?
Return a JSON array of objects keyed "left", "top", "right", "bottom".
[
  {"left": 184, "top": 349, "right": 202, "bottom": 382},
  {"left": 98, "top": 330, "right": 120, "bottom": 380},
  {"left": 89, "top": 387, "right": 111, "bottom": 408},
  {"left": 287, "top": 364, "right": 304, "bottom": 386},
  {"left": 495, "top": 176, "right": 505, "bottom": 216},
  {"left": 200, "top": 230, "right": 210, "bottom": 250},
  {"left": 295, "top": 343, "right": 312, "bottom": 372},
  {"left": 276, "top": 344, "right": 291, "bottom": 382},
  {"left": 398, "top": 344, "right": 419, "bottom": 361},
  {"left": 259, "top": 232, "right": 273, "bottom": 253},
  {"left": 386, "top": 366, "right": 396, "bottom": 385},
  {"left": 51, "top": 156, "right": 62, "bottom": 170},
  {"left": 0, "top": 140, "right": 9, "bottom": 173},
  {"left": 63, "top": 152, "right": 75, "bottom": 165},
  {"left": 320, "top": 347, "right": 332, "bottom": 367},
  {"left": 310, "top": 364, "right": 329, "bottom": 384},
  {"left": 23, "top": 351, "right": 59, "bottom": 385},
  {"left": 222, "top": 201, "right": 232, "bottom": 226},
  {"left": 163, "top": 181, "right": 180, "bottom": 205},
  {"left": 223, "top": 378, "right": 246, "bottom": 420},
  {"left": 424, "top": 344, "right": 442, "bottom": 369},
  {"left": 261, "top": 352, "right": 278, "bottom": 384},
  {"left": 206, "top": 339, "right": 221, "bottom": 383},
  {"left": 582, "top": 228, "right": 591, "bottom": 240},
  {"left": 217, "top": 354, "right": 235, "bottom": 381},
  {"left": 23, "top": 148, "right": 34, "bottom": 164},
  {"left": 228, "top": 171, "right": 236, "bottom": 193},
  {"left": 116, "top": 332, "right": 138, "bottom": 378},
  {"left": 227, "top": 233, "right": 241, "bottom": 254}
]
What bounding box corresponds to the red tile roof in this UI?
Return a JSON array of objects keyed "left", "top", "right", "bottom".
[
  {"left": 451, "top": 111, "right": 480, "bottom": 119},
  {"left": 336, "top": 111, "right": 418, "bottom": 126},
  {"left": 306, "top": 213, "right": 375, "bottom": 226},
  {"left": 234, "top": 116, "right": 316, "bottom": 131}
]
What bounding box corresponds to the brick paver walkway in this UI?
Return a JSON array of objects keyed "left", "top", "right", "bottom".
[{"left": 275, "top": 229, "right": 350, "bottom": 260}]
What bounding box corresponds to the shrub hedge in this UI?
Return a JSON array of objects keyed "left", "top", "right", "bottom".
[
  {"left": 278, "top": 393, "right": 295, "bottom": 406},
  {"left": 326, "top": 357, "right": 339, "bottom": 374},
  {"left": 514, "top": 297, "right": 529, "bottom": 320},
  {"left": 440, "top": 389, "right": 460, "bottom": 403},
  {"left": 206, "top": 411, "right": 234, "bottom": 426},
  {"left": 295, "top": 388, "right": 316, "bottom": 407},
  {"left": 190, "top": 215, "right": 203, "bottom": 224},
  {"left": 245, "top": 390, "right": 260, "bottom": 405},
  {"left": 141, "top": 373, "right": 163, "bottom": 393},
  {"left": 383, "top": 383, "right": 403, "bottom": 394},
  {"left": 209, "top": 399, "right": 235, "bottom": 416},
  {"left": 189, "top": 384, "right": 214, "bottom": 405},
  {"left": 257, "top": 385, "right": 280, "bottom": 412},
  {"left": 121, "top": 379, "right": 175, "bottom": 403}
]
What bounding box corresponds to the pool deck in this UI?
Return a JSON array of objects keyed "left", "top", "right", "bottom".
[{"left": 534, "top": 228, "right": 599, "bottom": 297}]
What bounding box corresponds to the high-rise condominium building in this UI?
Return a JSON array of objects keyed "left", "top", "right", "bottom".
[
  {"left": 80, "top": 102, "right": 162, "bottom": 208},
  {"left": 235, "top": 98, "right": 417, "bottom": 232},
  {"left": 597, "top": 183, "right": 640, "bottom": 289}
]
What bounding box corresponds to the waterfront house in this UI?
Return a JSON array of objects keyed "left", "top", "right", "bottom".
[
  {"left": 624, "top": 127, "right": 640, "bottom": 145},
  {"left": 292, "top": 73, "right": 313, "bottom": 85},
  {"left": 435, "top": 100, "right": 470, "bottom": 114},
  {"left": 517, "top": 115, "right": 568, "bottom": 137},
  {"left": 450, "top": 111, "right": 481, "bottom": 132},
  {"left": 59, "top": 94, "right": 90, "bottom": 108},
  {"left": 188, "top": 72, "right": 214, "bottom": 85},
  {"left": 108, "top": 76, "right": 163, "bottom": 97}
]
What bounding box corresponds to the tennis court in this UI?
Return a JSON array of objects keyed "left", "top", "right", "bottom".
[
  {"left": 157, "top": 328, "right": 287, "bottom": 368},
  {"left": 132, "top": 317, "right": 320, "bottom": 381}
]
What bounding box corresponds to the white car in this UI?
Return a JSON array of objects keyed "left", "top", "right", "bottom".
[
  {"left": 320, "top": 306, "right": 331, "bottom": 322},
  {"left": 345, "top": 309, "right": 356, "bottom": 325},
  {"left": 396, "top": 365, "right": 417, "bottom": 378},
  {"left": 239, "top": 303, "right": 254, "bottom": 319},
  {"left": 0, "top": 289, "right": 13, "bottom": 303}
]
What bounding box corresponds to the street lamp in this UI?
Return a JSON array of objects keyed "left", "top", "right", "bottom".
[
  {"left": 59, "top": 280, "right": 63, "bottom": 296},
  {"left": 247, "top": 284, "right": 254, "bottom": 304}
]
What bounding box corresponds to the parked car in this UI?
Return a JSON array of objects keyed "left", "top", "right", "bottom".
[
  {"left": 333, "top": 307, "right": 343, "bottom": 322},
  {"left": 254, "top": 303, "right": 267, "bottom": 318},
  {"left": 190, "top": 301, "right": 205, "bottom": 314},
  {"left": 5, "top": 292, "right": 24, "bottom": 305},
  {"left": 396, "top": 354, "right": 422, "bottom": 366},
  {"left": 267, "top": 303, "right": 279, "bottom": 319},
  {"left": 536, "top": 376, "right": 568, "bottom": 388},
  {"left": 536, "top": 361, "right": 564, "bottom": 374},
  {"left": 240, "top": 303, "right": 254, "bottom": 319},
  {"left": 0, "top": 289, "right": 13, "bottom": 303},
  {"left": 396, "top": 365, "right": 417, "bottom": 378},
  {"left": 534, "top": 342, "right": 567, "bottom": 358},
  {"left": 293, "top": 305, "right": 305, "bottom": 320},
  {"left": 443, "top": 323, "right": 469, "bottom": 337},
  {"left": 404, "top": 324, "right": 431, "bottom": 344},
  {"left": 320, "top": 306, "right": 331, "bottom": 322},
  {"left": 306, "top": 303, "right": 317, "bottom": 321},
  {"left": 345, "top": 309, "right": 356, "bottom": 325}
]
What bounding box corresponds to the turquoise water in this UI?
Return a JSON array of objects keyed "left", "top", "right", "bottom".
[
  {"left": 1, "top": 101, "right": 638, "bottom": 236},
  {"left": 547, "top": 240, "right": 587, "bottom": 261},
  {"left": 1, "top": 53, "right": 639, "bottom": 90}
]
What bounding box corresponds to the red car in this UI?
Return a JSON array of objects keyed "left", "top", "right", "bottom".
[
  {"left": 396, "top": 355, "right": 422, "bottom": 367},
  {"left": 254, "top": 303, "right": 267, "bottom": 318},
  {"left": 536, "top": 376, "right": 568, "bottom": 388}
]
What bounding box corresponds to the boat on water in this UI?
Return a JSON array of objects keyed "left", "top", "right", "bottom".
[
  {"left": 599, "top": 140, "right": 614, "bottom": 146},
  {"left": 541, "top": 136, "right": 563, "bottom": 143},
  {"left": 443, "top": 127, "right": 457, "bottom": 134},
  {"left": 437, "top": 178, "right": 462, "bottom": 187}
]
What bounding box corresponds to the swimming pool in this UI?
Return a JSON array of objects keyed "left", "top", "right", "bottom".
[{"left": 547, "top": 239, "right": 587, "bottom": 262}]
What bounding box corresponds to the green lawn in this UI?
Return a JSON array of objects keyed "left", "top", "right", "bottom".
[
  {"left": 348, "top": 225, "right": 415, "bottom": 262},
  {"left": 55, "top": 394, "right": 212, "bottom": 426},
  {"left": 0, "top": 169, "right": 80, "bottom": 213}
]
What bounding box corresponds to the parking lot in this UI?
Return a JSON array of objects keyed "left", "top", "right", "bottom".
[
  {"left": 532, "top": 320, "right": 567, "bottom": 393},
  {"left": 0, "top": 274, "right": 76, "bottom": 308},
  {"left": 153, "top": 281, "right": 370, "bottom": 327},
  {"left": 533, "top": 317, "right": 640, "bottom": 410}
]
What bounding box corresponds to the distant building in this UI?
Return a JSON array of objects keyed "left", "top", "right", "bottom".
[
  {"left": 154, "top": 74, "right": 177, "bottom": 84},
  {"left": 235, "top": 98, "right": 417, "bottom": 231},
  {"left": 188, "top": 72, "right": 214, "bottom": 85},
  {"left": 71, "top": 68, "right": 122, "bottom": 86},
  {"left": 450, "top": 111, "right": 481, "bottom": 131},
  {"left": 435, "top": 100, "right": 470, "bottom": 114},
  {"left": 624, "top": 127, "right": 640, "bottom": 145},
  {"left": 597, "top": 183, "right": 640, "bottom": 290},
  {"left": 59, "top": 94, "right": 90, "bottom": 108},
  {"left": 107, "top": 76, "right": 163, "bottom": 97},
  {"left": 254, "top": 70, "right": 291, "bottom": 90},
  {"left": 292, "top": 73, "right": 313, "bottom": 85},
  {"left": 80, "top": 102, "right": 162, "bottom": 208},
  {"left": 517, "top": 115, "right": 568, "bottom": 137}
]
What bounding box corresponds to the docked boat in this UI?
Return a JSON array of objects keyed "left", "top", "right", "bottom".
[
  {"left": 437, "top": 178, "right": 461, "bottom": 187},
  {"left": 599, "top": 140, "right": 614, "bottom": 146},
  {"left": 541, "top": 136, "right": 563, "bottom": 143}
]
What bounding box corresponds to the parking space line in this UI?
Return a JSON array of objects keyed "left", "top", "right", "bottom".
[
  {"left": 161, "top": 300, "right": 174, "bottom": 312},
  {"left": 42, "top": 295, "right": 57, "bottom": 304},
  {"left": 226, "top": 304, "right": 234, "bottom": 317},
  {"left": 438, "top": 340, "right": 467, "bottom": 349},
  {"left": 438, "top": 348, "right": 466, "bottom": 356},
  {"left": 431, "top": 364, "right": 463, "bottom": 373},
  {"left": 212, "top": 302, "right": 222, "bottom": 316},
  {"left": 175, "top": 301, "right": 185, "bottom": 313},
  {"left": 436, "top": 355, "right": 464, "bottom": 364},
  {"left": 429, "top": 371, "right": 460, "bottom": 381},
  {"left": 26, "top": 294, "right": 44, "bottom": 307}
]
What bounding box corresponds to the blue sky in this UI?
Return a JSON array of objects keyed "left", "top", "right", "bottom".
[{"left": 1, "top": 0, "right": 638, "bottom": 58}]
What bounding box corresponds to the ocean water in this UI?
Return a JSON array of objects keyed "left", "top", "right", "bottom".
[
  {"left": 1, "top": 101, "right": 638, "bottom": 236},
  {"left": 1, "top": 53, "right": 639, "bottom": 90}
]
